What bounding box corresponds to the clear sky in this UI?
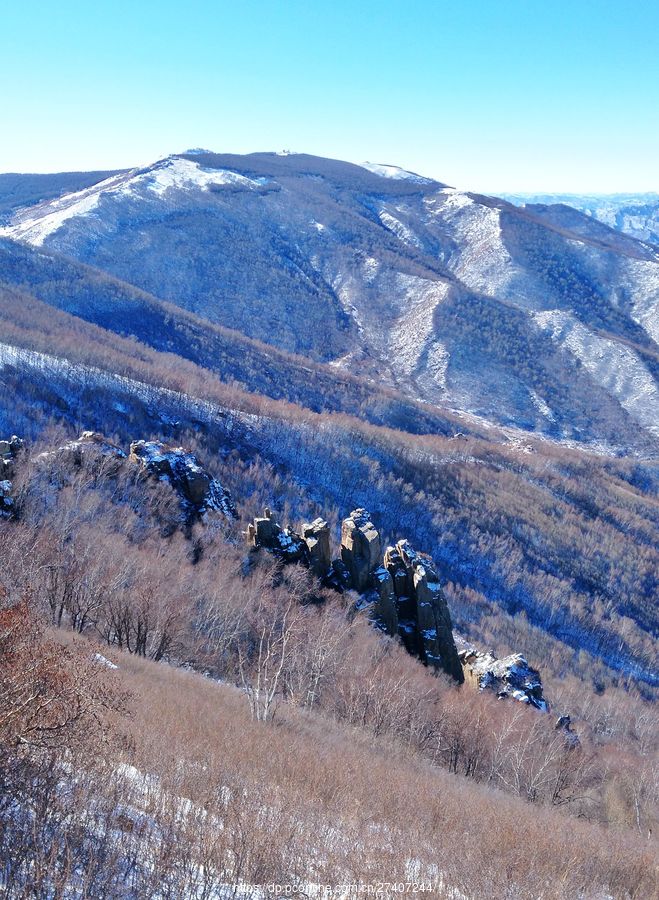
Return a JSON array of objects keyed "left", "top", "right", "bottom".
[{"left": 2, "top": 0, "right": 658, "bottom": 192}]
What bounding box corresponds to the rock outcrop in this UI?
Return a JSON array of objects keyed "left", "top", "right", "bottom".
[
  {"left": 247, "top": 507, "right": 307, "bottom": 563},
  {"left": 35, "top": 432, "right": 236, "bottom": 524},
  {"left": 0, "top": 479, "right": 13, "bottom": 517},
  {"left": 129, "top": 440, "right": 236, "bottom": 520},
  {"left": 57, "top": 431, "right": 127, "bottom": 466},
  {"left": 246, "top": 509, "right": 334, "bottom": 574},
  {"left": 0, "top": 436, "right": 23, "bottom": 517},
  {"left": 340, "top": 508, "right": 381, "bottom": 592},
  {"left": 458, "top": 645, "right": 548, "bottom": 710},
  {"left": 246, "top": 504, "right": 464, "bottom": 684},
  {"left": 383, "top": 540, "right": 464, "bottom": 683},
  {"left": 555, "top": 714, "right": 579, "bottom": 746},
  {"left": 302, "top": 517, "right": 332, "bottom": 577}
]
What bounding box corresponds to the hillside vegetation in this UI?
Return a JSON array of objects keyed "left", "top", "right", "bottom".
[{"left": 1, "top": 440, "right": 657, "bottom": 897}]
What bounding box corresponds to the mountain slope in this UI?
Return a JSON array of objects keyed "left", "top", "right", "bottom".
[
  {"left": 3, "top": 152, "right": 658, "bottom": 452},
  {"left": 0, "top": 277, "right": 657, "bottom": 689},
  {"left": 0, "top": 169, "right": 125, "bottom": 224},
  {"left": 0, "top": 237, "right": 477, "bottom": 437},
  {"left": 504, "top": 191, "right": 659, "bottom": 246}
]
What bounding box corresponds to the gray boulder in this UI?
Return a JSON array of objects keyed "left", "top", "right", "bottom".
[
  {"left": 458, "top": 646, "right": 548, "bottom": 711},
  {"left": 129, "top": 440, "right": 236, "bottom": 519}
]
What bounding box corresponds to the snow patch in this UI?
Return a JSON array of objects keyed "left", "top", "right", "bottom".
[
  {"left": 378, "top": 209, "right": 422, "bottom": 248},
  {"left": 528, "top": 388, "right": 556, "bottom": 422},
  {"left": 94, "top": 653, "right": 119, "bottom": 670},
  {"left": 362, "top": 256, "right": 380, "bottom": 283},
  {"left": 389, "top": 277, "right": 450, "bottom": 385},
  {"left": 360, "top": 161, "right": 433, "bottom": 184},
  {"left": 534, "top": 310, "right": 659, "bottom": 435},
  {"left": 2, "top": 157, "right": 265, "bottom": 246}
]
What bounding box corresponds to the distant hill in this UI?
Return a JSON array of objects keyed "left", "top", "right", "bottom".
[{"left": 504, "top": 191, "right": 659, "bottom": 246}]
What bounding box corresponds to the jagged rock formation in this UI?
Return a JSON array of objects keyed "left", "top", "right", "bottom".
[
  {"left": 0, "top": 436, "right": 23, "bottom": 517},
  {"left": 128, "top": 440, "right": 236, "bottom": 520},
  {"left": 382, "top": 540, "right": 464, "bottom": 683},
  {"left": 246, "top": 508, "right": 333, "bottom": 575},
  {"left": 302, "top": 518, "right": 331, "bottom": 577},
  {"left": 57, "top": 431, "right": 127, "bottom": 466},
  {"left": 458, "top": 645, "right": 548, "bottom": 711},
  {"left": 34, "top": 431, "right": 236, "bottom": 523},
  {"left": 246, "top": 504, "right": 464, "bottom": 683},
  {"left": 340, "top": 509, "right": 381, "bottom": 592},
  {"left": 247, "top": 507, "right": 307, "bottom": 563}
]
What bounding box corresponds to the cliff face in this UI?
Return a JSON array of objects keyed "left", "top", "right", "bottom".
[
  {"left": 248, "top": 505, "right": 464, "bottom": 684},
  {"left": 247, "top": 504, "right": 550, "bottom": 706},
  {"left": 379, "top": 539, "right": 464, "bottom": 682}
]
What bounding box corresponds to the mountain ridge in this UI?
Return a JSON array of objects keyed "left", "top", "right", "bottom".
[{"left": 2, "top": 151, "right": 658, "bottom": 454}]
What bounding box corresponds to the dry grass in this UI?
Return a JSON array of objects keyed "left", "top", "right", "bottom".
[{"left": 103, "top": 643, "right": 658, "bottom": 899}]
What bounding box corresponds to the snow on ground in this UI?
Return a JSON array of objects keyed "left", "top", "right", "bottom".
[
  {"left": 94, "top": 653, "right": 119, "bottom": 670},
  {"left": 1, "top": 157, "right": 265, "bottom": 246},
  {"left": 1, "top": 171, "right": 132, "bottom": 245},
  {"left": 528, "top": 388, "right": 556, "bottom": 423},
  {"left": 388, "top": 276, "right": 450, "bottom": 386},
  {"left": 361, "top": 256, "right": 380, "bottom": 283},
  {"left": 359, "top": 161, "right": 433, "bottom": 184},
  {"left": 425, "top": 342, "right": 450, "bottom": 392},
  {"left": 0, "top": 341, "right": 262, "bottom": 439},
  {"left": 534, "top": 310, "right": 659, "bottom": 435},
  {"left": 619, "top": 257, "right": 659, "bottom": 344},
  {"left": 424, "top": 191, "right": 538, "bottom": 310},
  {"left": 125, "top": 157, "right": 266, "bottom": 197},
  {"left": 378, "top": 208, "right": 422, "bottom": 248}
]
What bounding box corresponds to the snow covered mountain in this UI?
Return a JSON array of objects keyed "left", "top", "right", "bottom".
[
  {"left": 504, "top": 191, "right": 659, "bottom": 247},
  {"left": 2, "top": 151, "right": 659, "bottom": 452}
]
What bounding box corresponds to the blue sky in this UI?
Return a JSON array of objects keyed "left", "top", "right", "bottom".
[{"left": 2, "top": 0, "right": 658, "bottom": 191}]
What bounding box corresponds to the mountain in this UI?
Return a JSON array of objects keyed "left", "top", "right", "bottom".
[
  {"left": 0, "top": 169, "right": 125, "bottom": 224},
  {"left": 0, "top": 258, "right": 657, "bottom": 691},
  {"left": 2, "top": 152, "right": 659, "bottom": 453},
  {"left": 504, "top": 191, "right": 659, "bottom": 246}
]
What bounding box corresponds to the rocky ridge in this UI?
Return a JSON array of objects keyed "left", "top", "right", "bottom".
[
  {"left": 32, "top": 431, "right": 236, "bottom": 524},
  {"left": 0, "top": 436, "right": 23, "bottom": 517},
  {"left": 247, "top": 504, "right": 549, "bottom": 706},
  {"left": 4, "top": 431, "right": 547, "bottom": 708}
]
